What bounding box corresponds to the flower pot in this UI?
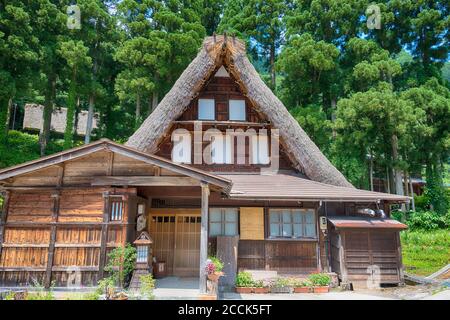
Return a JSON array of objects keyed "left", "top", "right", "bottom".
[
  {"left": 236, "top": 287, "right": 252, "bottom": 294},
  {"left": 270, "top": 286, "right": 293, "bottom": 294},
  {"left": 207, "top": 272, "right": 223, "bottom": 282},
  {"left": 313, "top": 286, "right": 329, "bottom": 293},
  {"left": 294, "top": 287, "right": 311, "bottom": 293},
  {"left": 253, "top": 287, "right": 270, "bottom": 294}
]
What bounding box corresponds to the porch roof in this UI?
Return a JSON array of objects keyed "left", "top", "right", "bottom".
[
  {"left": 219, "top": 173, "right": 411, "bottom": 203},
  {"left": 327, "top": 216, "right": 408, "bottom": 230},
  {"left": 0, "top": 139, "right": 232, "bottom": 191}
]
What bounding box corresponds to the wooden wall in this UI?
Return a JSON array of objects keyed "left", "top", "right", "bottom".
[
  {"left": 237, "top": 240, "right": 318, "bottom": 274},
  {"left": 155, "top": 73, "right": 295, "bottom": 172},
  {"left": 0, "top": 188, "right": 137, "bottom": 287},
  {"left": 330, "top": 229, "right": 404, "bottom": 287}
]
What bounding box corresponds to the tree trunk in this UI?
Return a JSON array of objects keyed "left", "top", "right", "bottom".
[
  {"left": 386, "top": 165, "right": 391, "bottom": 193},
  {"left": 135, "top": 93, "right": 141, "bottom": 128},
  {"left": 64, "top": 74, "right": 77, "bottom": 149},
  {"left": 85, "top": 94, "right": 95, "bottom": 144},
  {"left": 404, "top": 170, "right": 410, "bottom": 211},
  {"left": 270, "top": 43, "right": 276, "bottom": 90},
  {"left": 369, "top": 151, "right": 374, "bottom": 191},
  {"left": 0, "top": 97, "right": 9, "bottom": 143},
  {"left": 40, "top": 75, "right": 56, "bottom": 156},
  {"left": 152, "top": 92, "right": 158, "bottom": 112},
  {"left": 409, "top": 176, "right": 415, "bottom": 211},
  {"left": 391, "top": 134, "right": 404, "bottom": 196}
]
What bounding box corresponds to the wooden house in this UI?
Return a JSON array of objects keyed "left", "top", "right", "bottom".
[{"left": 0, "top": 35, "right": 409, "bottom": 291}]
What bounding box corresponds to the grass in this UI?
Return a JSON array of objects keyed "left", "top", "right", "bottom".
[{"left": 401, "top": 229, "right": 450, "bottom": 276}]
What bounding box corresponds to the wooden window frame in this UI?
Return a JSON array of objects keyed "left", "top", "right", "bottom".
[
  {"left": 198, "top": 98, "right": 216, "bottom": 120},
  {"left": 209, "top": 207, "right": 239, "bottom": 237},
  {"left": 267, "top": 208, "right": 317, "bottom": 240},
  {"left": 109, "top": 197, "right": 125, "bottom": 222},
  {"left": 228, "top": 99, "right": 246, "bottom": 121}
]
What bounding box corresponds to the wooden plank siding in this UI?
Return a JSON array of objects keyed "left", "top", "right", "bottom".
[
  {"left": 0, "top": 189, "right": 134, "bottom": 287},
  {"left": 330, "top": 228, "right": 404, "bottom": 286},
  {"left": 237, "top": 240, "right": 318, "bottom": 273}
]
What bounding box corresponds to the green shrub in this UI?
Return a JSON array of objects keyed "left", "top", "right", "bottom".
[
  {"left": 289, "top": 278, "right": 311, "bottom": 287},
  {"left": 407, "top": 211, "right": 448, "bottom": 230},
  {"left": 0, "top": 130, "right": 63, "bottom": 169},
  {"left": 308, "top": 273, "right": 331, "bottom": 287},
  {"left": 414, "top": 194, "right": 429, "bottom": 211},
  {"left": 96, "top": 276, "right": 116, "bottom": 297},
  {"left": 208, "top": 256, "right": 224, "bottom": 273},
  {"left": 104, "top": 243, "right": 137, "bottom": 288},
  {"left": 140, "top": 274, "right": 155, "bottom": 300},
  {"left": 235, "top": 271, "right": 254, "bottom": 287},
  {"left": 26, "top": 279, "right": 55, "bottom": 300},
  {"left": 271, "top": 277, "right": 291, "bottom": 288}
]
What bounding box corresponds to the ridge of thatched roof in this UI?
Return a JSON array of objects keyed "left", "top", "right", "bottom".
[{"left": 126, "top": 35, "right": 353, "bottom": 188}]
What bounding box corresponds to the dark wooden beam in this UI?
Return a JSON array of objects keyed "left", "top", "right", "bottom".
[
  {"left": 91, "top": 176, "right": 201, "bottom": 187},
  {"left": 98, "top": 192, "right": 110, "bottom": 279},
  {"left": 44, "top": 191, "right": 60, "bottom": 288},
  {"left": 0, "top": 191, "right": 11, "bottom": 260},
  {"left": 199, "top": 182, "right": 209, "bottom": 294}
]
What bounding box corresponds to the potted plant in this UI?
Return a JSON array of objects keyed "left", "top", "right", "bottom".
[
  {"left": 308, "top": 273, "right": 331, "bottom": 293},
  {"left": 206, "top": 256, "right": 224, "bottom": 282},
  {"left": 252, "top": 280, "right": 270, "bottom": 294},
  {"left": 290, "top": 278, "right": 312, "bottom": 293},
  {"left": 235, "top": 271, "right": 254, "bottom": 293},
  {"left": 269, "top": 277, "right": 293, "bottom": 294}
]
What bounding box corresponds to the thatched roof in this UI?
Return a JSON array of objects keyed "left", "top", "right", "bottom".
[{"left": 126, "top": 35, "right": 353, "bottom": 188}]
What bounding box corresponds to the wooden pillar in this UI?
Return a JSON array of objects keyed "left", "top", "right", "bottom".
[
  {"left": 0, "top": 191, "right": 11, "bottom": 259},
  {"left": 396, "top": 232, "right": 404, "bottom": 285},
  {"left": 199, "top": 182, "right": 209, "bottom": 294},
  {"left": 98, "top": 191, "right": 110, "bottom": 280},
  {"left": 45, "top": 191, "right": 60, "bottom": 288}
]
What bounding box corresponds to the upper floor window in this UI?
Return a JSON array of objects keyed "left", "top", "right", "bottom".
[
  {"left": 171, "top": 130, "right": 191, "bottom": 163},
  {"left": 198, "top": 99, "right": 215, "bottom": 120},
  {"left": 209, "top": 208, "right": 238, "bottom": 236},
  {"left": 269, "top": 209, "right": 316, "bottom": 239},
  {"left": 211, "top": 133, "right": 233, "bottom": 164},
  {"left": 251, "top": 133, "right": 270, "bottom": 164},
  {"left": 229, "top": 100, "right": 246, "bottom": 121}
]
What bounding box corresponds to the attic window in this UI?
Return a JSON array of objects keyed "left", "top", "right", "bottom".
[
  {"left": 171, "top": 130, "right": 191, "bottom": 164},
  {"left": 198, "top": 99, "right": 215, "bottom": 120},
  {"left": 229, "top": 100, "right": 246, "bottom": 121}
]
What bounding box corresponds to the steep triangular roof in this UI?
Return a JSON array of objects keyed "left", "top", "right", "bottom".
[{"left": 126, "top": 35, "right": 353, "bottom": 188}]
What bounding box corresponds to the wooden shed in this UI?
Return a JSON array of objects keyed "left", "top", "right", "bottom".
[{"left": 328, "top": 217, "right": 407, "bottom": 288}]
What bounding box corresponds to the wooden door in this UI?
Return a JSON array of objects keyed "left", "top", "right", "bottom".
[
  {"left": 173, "top": 214, "right": 201, "bottom": 276},
  {"left": 149, "top": 215, "right": 176, "bottom": 275},
  {"left": 149, "top": 210, "right": 201, "bottom": 277}
]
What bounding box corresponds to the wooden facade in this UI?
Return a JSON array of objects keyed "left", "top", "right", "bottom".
[{"left": 0, "top": 37, "right": 409, "bottom": 290}]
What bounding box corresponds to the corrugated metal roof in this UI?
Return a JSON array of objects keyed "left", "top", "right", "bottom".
[
  {"left": 327, "top": 216, "right": 408, "bottom": 229},
  {"left": 220, "top": 173, "right": 410, "bottom": 202}
]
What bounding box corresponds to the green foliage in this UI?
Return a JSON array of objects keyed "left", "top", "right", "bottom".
[
  {"left": 0, "top": 130, "right": 63, "bottom": 169},
  {"left": 289, "top": 278, "right": 311, "bottom": 288},
  {"left": 414, "top": 194, "right": 430, "bottom": 211},
  {"left": 208, "top": 255, "right": 224, "bottom": 273},
  {"left": 401, "top": 229, "right": 450, "bottom": 276},
  {"left": 26, "top": 279, "right": 55, "bottom": 300},
  {"left": 104, "top": 243, "right": 137, "bottom": 288},
  {"left": 96, "top": 276, "right": 116, "bottom": 296},
  {"left": 308, "top": 273, "right": 331, "bottom": 287},
  {"left": 271, "top": 277, "right": 291, "bottom": 288},
  {"left": 406, "top": 211, "right": 449, "bottom": 231},
  {"left": 235, "top": 271, "right": 254, "bottom": 287},
  {"left": 139, "top": 274, "right": 155, "bottom": 300}
]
